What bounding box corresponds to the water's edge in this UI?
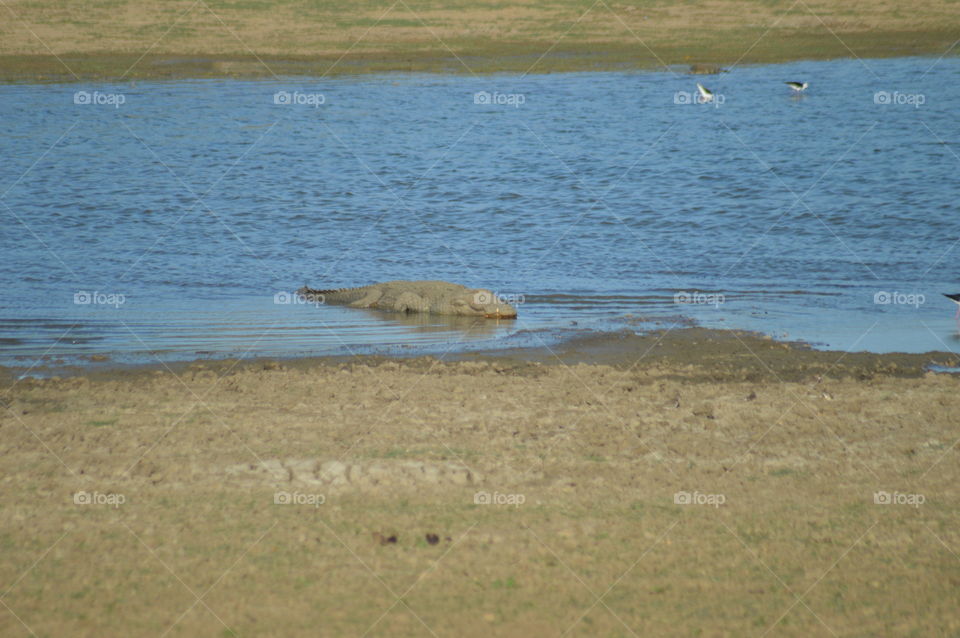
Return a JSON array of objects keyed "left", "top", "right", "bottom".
[{"left": 4, "top": 324, "right": 958, "bottom": 382}]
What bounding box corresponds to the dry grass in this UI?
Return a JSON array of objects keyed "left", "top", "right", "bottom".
[
  {"left": 2, "top": 335, "right": 959, "bottom": 635},
  {"left": 0, "top": 0, "right": 958, "bottom": 80}
]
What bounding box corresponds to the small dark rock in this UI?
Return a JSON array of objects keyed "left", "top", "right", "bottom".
[{"left": 373, "top": 532, "right": 398, "bottom": 545}]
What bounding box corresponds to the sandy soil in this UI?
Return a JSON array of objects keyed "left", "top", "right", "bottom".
[
  {"left": 2, "top": 329, "right": 959, "bottom": 636},
  {"left": 0, "top": 0, "right": 958, "bottom": 81}
]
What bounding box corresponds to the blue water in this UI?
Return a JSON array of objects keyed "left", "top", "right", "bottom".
[{"left": 1, "top": 56, "right": 959, "bottom": 369}]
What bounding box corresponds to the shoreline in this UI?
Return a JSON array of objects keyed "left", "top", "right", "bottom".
[
  {"left": 2, "top": 36, "right": 958, "bottom": 84},
  {"left": 5, "top": 326, "right": 958, "bottom": 386}
]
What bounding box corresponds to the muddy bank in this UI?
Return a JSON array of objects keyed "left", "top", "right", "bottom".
[
  {"left": 460, "top": 327, "right": 960, "bottom": 380},
  {"left": 7, "top": 326, "right": 955, "bottom": 386}
]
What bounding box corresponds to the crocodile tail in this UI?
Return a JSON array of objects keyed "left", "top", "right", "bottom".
[
  {"left": 297, "top": 286, "right": 347, "bottom": 295},
  {"left": 295, "top": 286, "right": 329, "bottom": 300}
]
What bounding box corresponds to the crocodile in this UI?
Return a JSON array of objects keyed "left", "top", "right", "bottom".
[{"left": 296, "top": 280, "right": 518, "bottom": 318}]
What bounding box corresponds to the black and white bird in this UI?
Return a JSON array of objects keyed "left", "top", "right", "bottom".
[
  {"left": 696, "top": 83, "right": 714, "bottom": 103},
  {"left": 785, "top": 81, "right": 809, "bottom": 93},
  {"left": 944, "top": 293, "right": 960, "bottom": 320}
]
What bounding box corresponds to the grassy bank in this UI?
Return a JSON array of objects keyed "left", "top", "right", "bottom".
[
  {"left": 2, "top": 331, "right": 959, "bottom": 635},
  {"left": 0, "top": 0, "right": 958, "bottom": 82}
]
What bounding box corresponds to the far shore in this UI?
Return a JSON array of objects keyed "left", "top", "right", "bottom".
[
  {"left": 0, "top": 0, "right": 958, "bottom": 82},
  {"left": 1, "top": 35, "right": 957, "bottom": 84}
]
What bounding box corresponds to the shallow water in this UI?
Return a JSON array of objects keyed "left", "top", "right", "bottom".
[{"left": 1, "top": 56, "right": 959, "bottom": 369}]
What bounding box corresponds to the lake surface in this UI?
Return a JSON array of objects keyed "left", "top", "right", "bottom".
[{"left": 1, "top": 56, "right": 959, "bottom": 370}]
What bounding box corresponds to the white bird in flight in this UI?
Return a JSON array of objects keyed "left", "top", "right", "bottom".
[
  {"left": 696, "top": 83, "right": 714, "bottom": 103},
  {"left": 785, "top": 81, "right": 809, "bottom": 93}
]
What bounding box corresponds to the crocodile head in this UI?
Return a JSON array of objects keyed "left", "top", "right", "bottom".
[{"left": 449, "top": 289, "right": 518, "bottom": 318}]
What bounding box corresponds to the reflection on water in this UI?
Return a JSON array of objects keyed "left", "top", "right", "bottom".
[
  {"left": 360, "top": 308, "right": 514, "bottom": 336},
  {"left": 1, "top": 55, "right": 959, "bottom": 368}
]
